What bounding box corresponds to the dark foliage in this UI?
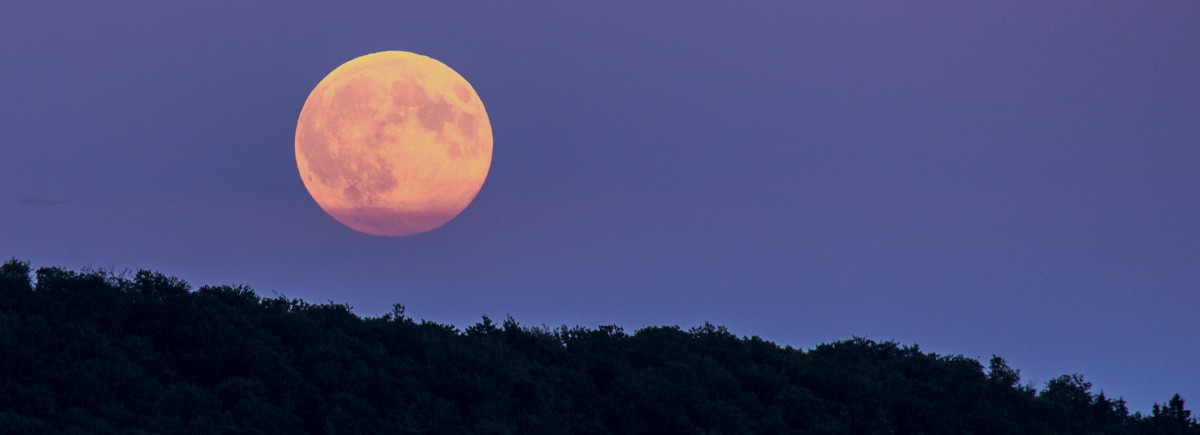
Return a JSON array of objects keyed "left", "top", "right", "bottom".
[{"left": 1, "top": 259, "right": 1196, "bottom": 434}]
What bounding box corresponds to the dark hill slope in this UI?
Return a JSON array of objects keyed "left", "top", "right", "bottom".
[{"left": 0, "top": 259, "right": 1195, "bottom": 434}]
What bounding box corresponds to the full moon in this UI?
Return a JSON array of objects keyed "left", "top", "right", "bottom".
[{"left": 295, "top": 51, "right": 492, "bottom": 237}]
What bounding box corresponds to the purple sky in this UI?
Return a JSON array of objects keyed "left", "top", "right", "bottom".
[{"left": 3, "top": 2, "right": 1197, "bottom": 412}]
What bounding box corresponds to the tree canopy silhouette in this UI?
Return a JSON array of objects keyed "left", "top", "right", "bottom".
[{"left": 0, "top": 258, "right": 1196, "bottom": 434}]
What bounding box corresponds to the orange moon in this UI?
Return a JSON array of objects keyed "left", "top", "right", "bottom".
[{"left": 295, "top": 51, "right": 492, "bottom": 237}]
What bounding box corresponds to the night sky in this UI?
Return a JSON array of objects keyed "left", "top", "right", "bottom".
[{"left": 3, "top": 3, "right": 1197, "bottom": 412}]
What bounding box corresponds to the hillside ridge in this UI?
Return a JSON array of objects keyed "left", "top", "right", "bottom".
[{"left": 1, "top": 259, "right": 1196, "bottom": 434}]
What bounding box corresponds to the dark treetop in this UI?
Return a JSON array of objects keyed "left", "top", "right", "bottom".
[{"left": 0, "top": 259, "right": 1195, "bottom": 434}]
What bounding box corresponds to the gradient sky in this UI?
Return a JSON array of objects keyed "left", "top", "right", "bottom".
[{"left": 3, "top": 2, "right": 1197, "bottom": 412}]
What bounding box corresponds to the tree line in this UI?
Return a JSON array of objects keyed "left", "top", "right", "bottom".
[{"left": 0, "top": 258, "right": 1196, "bottom": 434}]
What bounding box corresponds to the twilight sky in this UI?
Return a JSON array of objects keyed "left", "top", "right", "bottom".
[{"left": 2, "top": 2, "right": 1197, "bottom": 411}]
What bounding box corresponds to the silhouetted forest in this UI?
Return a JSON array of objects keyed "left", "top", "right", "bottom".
[{"left": 0, "top": 259, "right": 1195, "bottom": 434}]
